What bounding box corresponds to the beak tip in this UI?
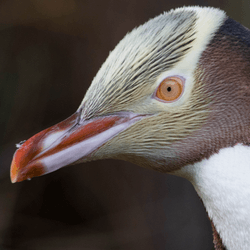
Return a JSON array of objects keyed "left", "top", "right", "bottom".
[
  {"left": 10, "top": 177, "right": 17, "bottom": 183},
  {"left": 10, "top": 177, "right": 18, "bottom": 183},
  {"left": 10, "top": 159, "right": 18, "bottom": 183},
  {"left": 10, "top": 155, "right": 46, "bottom": 183}
]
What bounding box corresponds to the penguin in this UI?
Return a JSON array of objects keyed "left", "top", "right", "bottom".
[{"left": 10, "top": 6, "right": 250, "bottom": 250}]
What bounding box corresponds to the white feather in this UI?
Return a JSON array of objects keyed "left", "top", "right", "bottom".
[{"left": 174, "top": 144, "right": 250, "bottom": 250}]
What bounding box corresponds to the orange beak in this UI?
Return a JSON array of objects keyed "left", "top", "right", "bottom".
[{"left": 10, "top": 111, "right": 145, "bottom": 183}]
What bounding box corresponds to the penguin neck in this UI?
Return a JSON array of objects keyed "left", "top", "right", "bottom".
[{"left": 174, "top": 144, "right": 250, "bottom": 250}]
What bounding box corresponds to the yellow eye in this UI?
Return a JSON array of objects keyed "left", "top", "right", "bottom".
[{"left": 155, "top": 76, "right": 184, "bottom": 102}]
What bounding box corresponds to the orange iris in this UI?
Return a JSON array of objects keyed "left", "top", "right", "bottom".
[{"left": 156, "top": 76, "right": 184, "bottom": 102}]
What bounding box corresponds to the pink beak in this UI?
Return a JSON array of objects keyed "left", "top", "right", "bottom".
[{"left": 10, "top": 111, "right": 145, "bottom": 183}]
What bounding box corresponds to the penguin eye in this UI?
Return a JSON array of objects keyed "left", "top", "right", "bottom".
[{"left": 155, "top": 76, "right": 184, "bottom": 102}]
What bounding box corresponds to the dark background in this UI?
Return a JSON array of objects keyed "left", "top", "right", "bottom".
[{"left": 0, "top": 0, "right": 247, "bottom": 249}]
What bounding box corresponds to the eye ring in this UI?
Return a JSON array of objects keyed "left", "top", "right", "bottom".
[{"left": 154, "top": 76, "right": 185, "bottom": 103}]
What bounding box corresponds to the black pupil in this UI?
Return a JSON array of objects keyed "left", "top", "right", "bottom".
[{"left": 167, "top": 87, "right": 171, "bottom": 92}]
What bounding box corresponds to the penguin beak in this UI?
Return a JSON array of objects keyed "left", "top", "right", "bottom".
[{"left": 10, "top": 111, "right": 145, "bottom": 183}]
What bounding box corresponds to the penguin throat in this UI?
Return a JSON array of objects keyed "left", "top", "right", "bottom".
[{"left": 173, "top": 144, "right": 250, "bottom": 250}]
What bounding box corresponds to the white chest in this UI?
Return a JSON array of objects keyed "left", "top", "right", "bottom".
[{"left": 174, "top": 144, "right": 250, "bottom": 250}]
